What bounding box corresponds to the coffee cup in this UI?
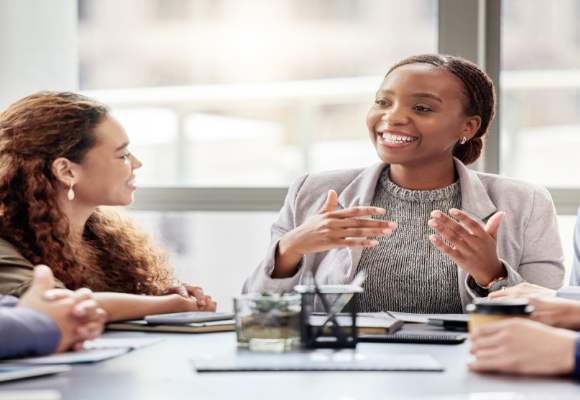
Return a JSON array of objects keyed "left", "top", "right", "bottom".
[{"left": 466, "top": 299, "right": 534, "bottom": 332}]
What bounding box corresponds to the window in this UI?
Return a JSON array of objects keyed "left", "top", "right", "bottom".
[
  {"left": 501, "top": 0, "right": 580, "bottom": 188},
  {"left": 78, "top": 0, "right": 437, "bottom": 187}
]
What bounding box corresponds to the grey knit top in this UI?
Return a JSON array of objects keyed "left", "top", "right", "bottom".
[{"left": 355, "top": 167, "right": 464, "bottom": 314}]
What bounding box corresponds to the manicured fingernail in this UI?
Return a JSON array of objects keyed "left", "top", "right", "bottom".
[
  {"left": 388, "top": 222, "right": 398, "bottom": 228},
  {"left": 375, "top": 208, "right": 385, "bottom": 213},
  {"left": 430, "top": 236, "right": 438, "bottom": 242},
  {"left": 370, "top": 240, "right": 379, "bottom": 245},
  {"left": 432, "top": 211, "right": 442, "bottom": 218},
  {"left": 429, "top": 220, "right": 439, "bottom": 227},
  {"left": 450, "top": 209, "right": 460, "bottom": 216},
  {"left": 382, "top": 229, "right": 391, "bottom": 234}
]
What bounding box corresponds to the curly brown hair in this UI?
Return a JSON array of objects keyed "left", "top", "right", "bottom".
[
  {"left": 386, "top": 54, "right": 496, "bottom": 165},
  {"left": 0, "top": 91, "right": 177, "bottom": 294}
]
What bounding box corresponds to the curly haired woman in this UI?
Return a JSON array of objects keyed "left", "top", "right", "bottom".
[
  {"left": 0, "top": 92, "right": 216, "bottom": 321},
  {"left": 243, "top": 54, "right": 565, "bottom": 313}
]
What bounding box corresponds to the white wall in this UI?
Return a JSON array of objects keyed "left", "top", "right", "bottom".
[{"left": 0, "top": 0, "right": 78, "bottom": 111}]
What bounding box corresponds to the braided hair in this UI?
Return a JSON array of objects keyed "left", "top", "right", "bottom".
[{"left": 386, "top": 54, "right": 496, "bottom": 165}]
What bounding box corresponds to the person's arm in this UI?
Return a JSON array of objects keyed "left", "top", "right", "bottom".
[
  {"left": 242, "top": 175, "right": 395, "bottom": 294},
  {"left": 0, "top": 297, "right": 60, "bottom": 359},
  {"left": 501, "top": 186, "right": 565, "bottom": 289},
  {"left": 91, "top": 292, "right": 201, "bottom": 322},
  {"left": 0, "top": 265, "right": 107, "bottom": 360},
  {"left": 469, "top": 318, "right": 578, "bottom": 376}
]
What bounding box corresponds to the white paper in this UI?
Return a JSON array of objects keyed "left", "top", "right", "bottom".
[
  {"left": 1, "top": 348, "right": 129, "bottom": 365},
  {"left": 82, "top": 337, "right": 163, "bottom": 350},
  {"left": 0, "top": 390, "right": 62, "bottom": 400},
  {"left": 1, "top": 337, "right": 163, "bottom": 365}
]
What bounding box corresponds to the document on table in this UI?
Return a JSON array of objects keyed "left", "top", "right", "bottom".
[
  {"left": 192, "top": 350, "right": 444, "bottom": 372},
  {"left": 0, "top": 337, "right": 163, "bottom": 365}
]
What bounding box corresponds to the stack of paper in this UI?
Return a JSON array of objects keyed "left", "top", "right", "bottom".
[{"left": 0, "top": 337, "right": 163, "bottom": 365}]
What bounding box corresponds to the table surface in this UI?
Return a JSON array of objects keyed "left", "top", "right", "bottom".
[{"left": 1, "top": 324, "right": 579, "bottom": 400}]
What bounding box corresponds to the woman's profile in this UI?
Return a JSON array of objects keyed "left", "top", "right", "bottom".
[
  {"left": 243, "top": 54, "right": 565, "bottom": 313},
  {"left": 0, "top": 92, "right": 216, "bottom": 321}
]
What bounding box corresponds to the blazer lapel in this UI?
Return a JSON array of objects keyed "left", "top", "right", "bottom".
[
  {"left": 337, "top": 162, "right": 386, "bottom": 283},
  {"left": 454, "top": 158, "right": 497, "bottom": 222}
]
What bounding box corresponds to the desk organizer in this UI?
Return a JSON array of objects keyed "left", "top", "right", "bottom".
[{"left": 294, "top": 282, "right": 363, "bottom": 349}]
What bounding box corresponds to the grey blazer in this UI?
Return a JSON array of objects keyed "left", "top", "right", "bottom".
[{"left": 242, "top": 158, "right": 565, "bottom": 312}]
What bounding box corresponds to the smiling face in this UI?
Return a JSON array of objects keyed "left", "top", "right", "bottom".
[
  {"left": 72, "top": 115, "right": 142, "bottom": 207},
  {"left": 367, "top": 63, "right": 481, "bottom": 168}
]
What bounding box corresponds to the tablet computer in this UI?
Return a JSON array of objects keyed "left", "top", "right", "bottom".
[
  {"left": 144, "top": 312, "right": 235, "bottom": 325},
  {"left": 0, "top": 364, "right": 71, "bottom": 382}
]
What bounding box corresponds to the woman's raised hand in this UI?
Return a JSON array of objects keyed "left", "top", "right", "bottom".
[
  {"left": 273, "top": 190, "right": 397, "bottom": 279},
  {"left": 428, "top": 209, "right": 506, "bottom": 286}
]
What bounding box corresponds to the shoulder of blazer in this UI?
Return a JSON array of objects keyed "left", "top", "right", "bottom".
[{"left": 473, "top": 170, "right": 546, "bottom": 197}]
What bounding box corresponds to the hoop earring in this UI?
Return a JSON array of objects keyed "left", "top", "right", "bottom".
[
  {"left": 460, "top": 137, "right": 467, "bottom": 145},
  {"left": 67, "top": 182, "right": 75, "bottom": 201}
]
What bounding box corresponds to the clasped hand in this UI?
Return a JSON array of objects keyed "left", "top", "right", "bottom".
[
  {"left": 428, "top": 209, "right": 506, "bottom": 285},
  {"left": 18, "top": 265, "right": 108, "bottom": 353}
]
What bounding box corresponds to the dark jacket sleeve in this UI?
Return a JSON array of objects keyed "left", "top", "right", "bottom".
[{"left": 0, "top": 294, "right": 61, "bottom": 359}]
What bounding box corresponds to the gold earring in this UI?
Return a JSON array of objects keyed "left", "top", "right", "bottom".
[
  {"left": 461, "top": 137, "right": 467, "bottom": 145},
  {"left": 67, "top": 182, "right": 75, "bottom": 201}
]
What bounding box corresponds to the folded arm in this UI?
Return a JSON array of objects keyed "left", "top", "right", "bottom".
[
  {"left": 0, "top": 295, "right": 60, "bottom": 360},
  {"left": 92, "top": 292, "right": 200, "bottom": 322}
]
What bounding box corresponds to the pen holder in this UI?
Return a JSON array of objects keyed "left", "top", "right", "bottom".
[{"left": 294, "top": 284, "right": 362, "bottom": 349}]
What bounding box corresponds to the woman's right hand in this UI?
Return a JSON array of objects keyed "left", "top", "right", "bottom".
[{"left": 273, "top": 190, "right": 397, "bottom": 278}]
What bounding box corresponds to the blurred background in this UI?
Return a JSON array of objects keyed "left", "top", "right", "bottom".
[{"left": 1, "top": 0, "right": 579, "bottom": 309}]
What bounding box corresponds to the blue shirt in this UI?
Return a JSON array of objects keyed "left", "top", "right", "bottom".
[
  {"left": 0, "top": 294, "right": 60, "bottom": 359},
  {"left": 576, "top": 336, "right": 580, "bottom": 379}
]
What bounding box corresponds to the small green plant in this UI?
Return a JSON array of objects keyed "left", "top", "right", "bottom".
[{"left": 253, "top": 291, "right": 294, "bottom": 312}]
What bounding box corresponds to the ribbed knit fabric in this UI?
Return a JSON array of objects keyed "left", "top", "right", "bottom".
[{"left": 355, "top": 167, "right": 464, "bottom": 314}]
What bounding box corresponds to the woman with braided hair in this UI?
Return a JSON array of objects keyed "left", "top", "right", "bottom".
[
  {"left": 244, "top": 54, "right": 565, "bottom": 313},
  {"left": 0, "top": 92, "right": 216, "bottom": 321}
]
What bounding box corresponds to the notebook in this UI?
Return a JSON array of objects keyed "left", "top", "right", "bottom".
[
  {"left": 309, "top": 312, "right": 403, "bottom": 335},
  {"left": 106, "top": 319, "right": 235, "bottom": 333}
]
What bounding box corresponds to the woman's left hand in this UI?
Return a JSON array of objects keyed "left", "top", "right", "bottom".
[
  {"left": 164, "top": 284, "right": 217, "bottom": 312},
  {"left": 428, "top": 209, "right": 506, "bottom": 286}
]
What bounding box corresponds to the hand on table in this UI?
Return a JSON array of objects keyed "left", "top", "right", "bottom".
[
  {"left": 18, "top": 265, "right": 108, "bottom": 353},
  {"left": 274, "top": 190, "right": 397, "bottom": 278},
  {"left": 526, "top": 296, "right": 580, "bottom": 331},
  {"left": 469, "top": 318, "right": 578, "bottom": 375},
  {"left": 488, "top": 282, "right": 556, "bottom": 300},
  {"left": 165, "top": 284, "right": 217, "bottom": 311},
  {"left": 428, "top": 209, "right": 506, "bottom": 286}
]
